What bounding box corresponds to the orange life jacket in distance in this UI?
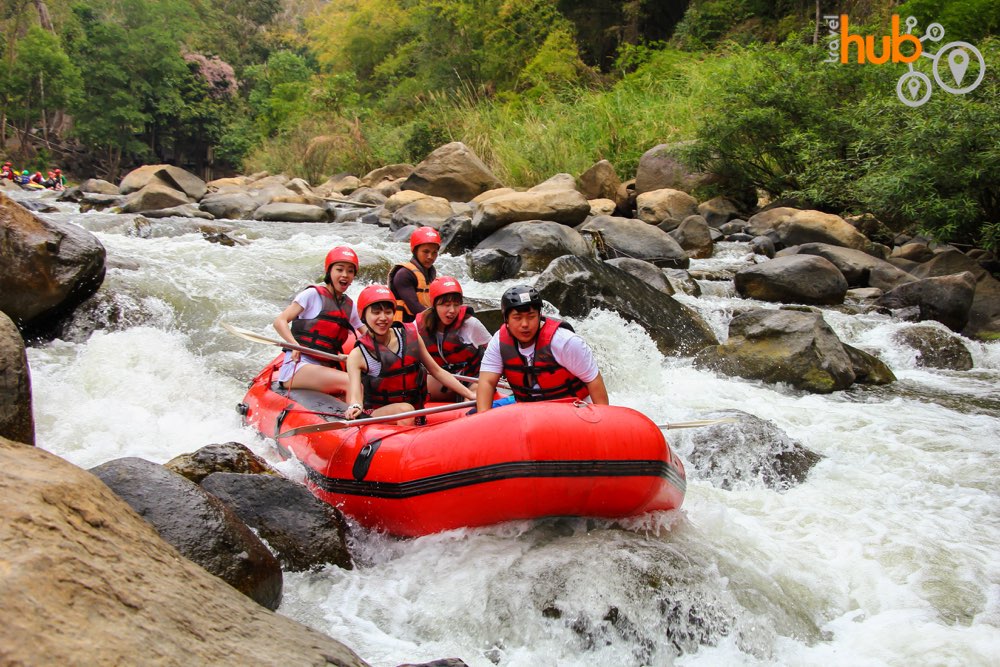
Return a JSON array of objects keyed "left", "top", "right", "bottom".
[
  {"left": 498, "top": 317, "right": 589, "bottom": 402},
  {"left": 415, "top": 306, "right": 484, "bottom": 376},
  {"left": 289, "top": 285, "right": 354, "bottom": 366},
  {"left": 388, "top": 260, "right": 433, "bottom": 323},
  {"left": 357, "top": 322, "right": 427, "bottom": 409}
]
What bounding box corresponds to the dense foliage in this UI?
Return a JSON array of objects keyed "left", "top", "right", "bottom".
[{"left": 1, "top": 0, "right": 997, "bottom": 247}]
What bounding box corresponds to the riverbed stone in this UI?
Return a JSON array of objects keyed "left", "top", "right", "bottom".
[
  {"left": 536, "top": 255, "right": 717, "bottom": 356},
  {"left": 578, "top": 159, "right": 621, "bottom": 201},
  {"left": 698, "top": 196, "right": 742, "bottom": 228},
  {"left": 390, "top": 196, "right": 454, "bottom": 231},
  {"left": 634, "top": 142, "right": 713, "bottom": 194},
  {"left": 746, "top": 208, "right": 871, "bottom": 251},
  {"left": 529, "top": 173, "right": 578, "bottom": 192},
  {"left": 876, "top": 271, "right": 977, "bottom": 332},
  {"left": 140, "top": 203, "right": 215, "bottom": 220},
  {"left": 784, "top": 242, "right": 917, "bottom": 290},
  {"left": 636, "top": 188, "right": 699, "bottom": 225},
  {"left": 361, "top": 163, "right": 414, "bottom": 188},
  {"left": 467, "top": 248, "right": 522, "bottom": 282},
  {"left": 0, "top": 439, "right": 368, "bottom": 666},
  {"left": 0, "top": 311, "right": 33, "bottom": 445},
  {"left": 606, "top": 257, "right": 674, "bottom": 294},
  {"left": 165, "top": 442, "right": 278, "bottom": 483},
  {"left": 843, "top": 344, "right": 896, "bottom": 385},
  {"left": 577, "top": 214, "right": 689, "bottom": 269},
  {"left": 588, "top": 198, "right": 617, "bottom": 216},
  {"left": 120, "top": 165, "right": 207, "bottom": 201},
  {"left": 668, "top": 215, "right": 713, "bottom": 259},
  {"left": 316, "top": 173, "right": 360, "bottom": 195},
  {"left": 89, "top": 457, "right": 283, "bottom": 610},
  {"left": 901, "top": 249, "right": 1000, "bottom": 339},
  {"left": 0, "top": 192, "right": 106, "bottom": 332},
  {"left": 470, "top": 189, "right": 591, "bottom": 239},
  {"left": 735, "top": 255, "right": 848, "bottom": 305},
  {"left": 892, "top": 324, "right": 974, "bottom": 370},
  {"left": 401, "top": 142, "right": 501, "bottom": 201},
  {"left": 119, "top": 181, "right": 192, "bottom": 213},
  {"left": 663, "top": 269, "right": 702, "bottom": 296},
  {"left": 694, "top": 308, "right": 857, "bottom": 393},
  {"left": 253, "top": 202, "right": 328, "bottom": 222},
  {"left": 474, "top": 220, "right": 591, "bottom": 273},
  {"left": 678, "top": 409, "right": 822, "bottom": 490},
  {"left": 201, "top": 472, "right": 353, "bottom": 573},
  {"left": 199, "top": 191, "right": 258, "bottom": 219}
]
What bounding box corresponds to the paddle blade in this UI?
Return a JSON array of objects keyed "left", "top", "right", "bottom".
[{"left": 657, "top": 417, "right": 739, "bottom": 430}]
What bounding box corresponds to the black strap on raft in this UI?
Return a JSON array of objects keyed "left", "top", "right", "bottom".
[{"left": 352, "top": 439, "right": 383, "bottom": 481}]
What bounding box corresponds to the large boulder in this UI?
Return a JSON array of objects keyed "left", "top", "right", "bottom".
[
  {"left": 892, "top": 324, "right": 974, "bottom": 370},
  {"left": 785, "top": 242, "right": 916, "bottom": 291},
  {"left": 697, "top": 196, "right": 742, "bottom": 228},
  {"left": 360, "top": 163, "right": 414, "bottom": 188},
  {"left": 401, "top": 142, "right": 502, "bottom": 201},
  {"left": 694, "top": 308, "right": 859, "bottom": 393},
  {"left": 119, "top": 181, "right": 192, "bottom": 213},
  {"left": 577, "top": 215, "right": 689, "bottom": 269},
  {"left": 605, "top": 257, "right": 674, "bottom": 294},
  {"left": 119, "top": 164, "right": 207, "bottom": 201},
  {"left": 634, "top": 142, "right": 714, "bottom": 194},
  {"left": 735, "top": 255, "right": 848, "bottom": 305},
  {"left": 199, "top": 191, "right": 258, "bottom": 220},
  {"left": 668, "top": 215, "right": 714, "bottom": 259},
  {"left": 252, "top": 202, "right": 329, "bottom": 222},
  {"left": 578, "top": 160, "right": 621, "bottom": 202},
  {"left": 0, "top": 439, "right": 368, "bottom": 666},
  {"left": 90, "top": 457, "right": 283, "bottom": 610},
  {"left": 201, "top": 472, "right": 353, "bottom": 573},
  {"left": 535, "top": 255, "right": 717, "bottom": 356},
  {"left": 876, "top": 271, "right": 977, "bottom": 332},
  {"left": 0, "top": 311, "right": 33, "bottom": 445},
  {"left": 79, "top": 178, "right": 120, "bottom": 195},
  {"left": 0, "top": 192, "right": 106, "bottom": 331},
  {"left": 676, "top": 410, "right": 822, "bottom": 490},
  {"left": 471, "top": 189, "right": 591, "bottom": 239},
  {"left": 390, "top": 197, "right": 454, "bottom": 231},
  {"left": 467, "top": 248, "right": 522, "bottom": 282},
  {"left": 474, "top": 220, "right": 591, "bottom": 273},
  {"left": 636, "top": 188, "right": 699, "bottom": 225},
  {"left": 746, "top": 208, "right": 871, "bottom": 251},
  {"left": 902, "top": 249, "right": 1000, "bottom": 339}
]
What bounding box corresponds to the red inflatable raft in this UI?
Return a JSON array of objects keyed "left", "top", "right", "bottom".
[{"left": 239, "top": 356, "right": 686, "bottom": 537}]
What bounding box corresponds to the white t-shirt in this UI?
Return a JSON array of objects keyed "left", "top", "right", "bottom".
[
  {"left": 480, "top": 323, "right": 600, "bottom": 385},
  {"left": 434, "top": 316, "right": 493, "bottom": 352},
  {"left": 278, "top": 287, "right": 363, "bottom": 381}
]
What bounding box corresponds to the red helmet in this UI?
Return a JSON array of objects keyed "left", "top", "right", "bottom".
[
  {"left": 357, "top": 284, "right": 395, "bottom": 316},
  {"left": 324, "top": 246, "right": 358, "bottom": 273},
  {"left": 54, "top": 168, "right": 61, "bottom": 174},
  {"left": 429, "top": 276, "right": 462, "bottom": 305},
  {"left": 33, "top": 172, "right": 41, "bottom": 177},
  {"left": 410, "top": 226, "right": 442, "bottom": 251}
]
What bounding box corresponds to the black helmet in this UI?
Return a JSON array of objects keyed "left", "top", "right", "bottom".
[{"left": 501, "top": 285, "right": 542, "bottom": 319}]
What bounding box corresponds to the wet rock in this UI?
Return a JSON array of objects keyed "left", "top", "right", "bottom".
[
  {"left": 90, "top": 457, "right": 283, "bottom": 610},
  {"left": 750, "top": 235, "right": 775, "bottom": 258},
  {"left": 199, "top": 192, "right": 257, "bottom": 220},
  {"left": 401, "top": 142, "right": 501, "bottom": 201},
  {"left": 876, "top": 271, "right": 976, "bottom": 332},
  {"left": 16, "top": 198, "right": 59, "bottom": 213},
  {"left": 78, "top": 193, "right": 125, "bottom": 212},
  {"left": 843, "top": 344, "right": 896, "bottom": 384},
  {"left": 735, "top": 255, "right": 848, "bottom": 305},
  {"left": 165, "top": 442, "right": 278, "bottom": 483},
  {"left": 606, "top": 257, "right": 674, "bottom": 294},
  {"left": 578, "top": 215, "right": 689, "bottom": 269},
  {"left": 119, "top": 182, "right": 192, "bottom": 214},
  {"left": 698, "top": 196, "right": 742, "bottom": 228},
  {"left": 78, "top": 178, "right": 120, "bottom": 195},
  {"left": 719, "top": 220, "right": 748, "bottom": 236},
  {"left": 902, "top": 249, "right": 1000, "bottom": 339},
  {"left": 846, "top": 287, "right": 884, "bottom": 301},
  {"left": 349, "top": 187, "right": 388, "bottom": 207},
  {"left": 0, "top": 439, "right": 368, "bottom": 666},
  {"left": 474, "top": 220, "right": 591, "bottom": 273},
  {"left": 663, "top": 269, "right": 702, "bottom": 296},
  {"left": 0, "top": 192, "right": 106, "bottom": 332},
  {"left": 467, "top": 248, "right": 523, "bottom": 282},
  {"left": 0, "top": 311, "right": 33, "bottom": 445},
  {"left": 536, "top": 255, "right": 717, "bottom": 356},
  {"left": 436, "top": 212, "right": 475, "bottom": 254},
  {"left": 201, "top": 472, "right": 353, "bottom": 572},
  {"left": 119, "top": 165, "right": 207, "bottom": 201},
  {"left": 694, "top": 308, "right": 857, "bottom": 393},
  {"left": 397, "top": 660, "right": 469, "bottom": 667},
  {"left": 893, "top": 324, "right": 974, "bottom": 370},
  {"left": 668, "top": 215, "right": 713, "bottom": 259},
  {"left": 141, "top": 203, "right": 215, "bottom": 220},
  {"left": 678, "top": 409, "right": 822, "bottom": 490},
  {"left": 785, "top": 242, "right": 917, "bottom": 290},
  {"left": 252, "top": 202, "right": 329, "bottom": 222},
  {"left": 746, "top": 208, "right": 871, "bottom": 251}
]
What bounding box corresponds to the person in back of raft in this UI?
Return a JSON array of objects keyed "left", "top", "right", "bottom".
[
  {"left": 344, "top": 285, "right": 476, "bottom": 425},
  {"left": 475, "top": 285, "right": 609, "bottom": 413},
  {"left": 416, "top": 276, "right": 492, "bottom": 401},
  {"left": 272, "top": 246, "right": 362, "bottom": 394},
  {"left": 388, "top": 226, "right": 441, "bottom": 323}
]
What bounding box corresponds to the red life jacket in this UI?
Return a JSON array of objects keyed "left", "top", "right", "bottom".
[
  {"left": 357, "top": 322, "right": 427, "bottom": 409},
  {"left": 498, "top": 317, "right": 589, "bottom": 402},
  {"left": 388, "top": 260, "right": 435, "bottom": 323},
  {"left": 289, "top": 285, "right": 354, "bottom": 366},
  {"left": 415, "top": 306, "right": 484, "bottom": 376}
]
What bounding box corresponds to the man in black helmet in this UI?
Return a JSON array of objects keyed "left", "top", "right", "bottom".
[{"left": 475, "top": 285, "right": 609, "bottom": 413}]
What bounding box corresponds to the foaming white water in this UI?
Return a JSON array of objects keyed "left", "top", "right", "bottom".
[{"left": 24, "top": 204, "right": 1000, "bottom": 666}]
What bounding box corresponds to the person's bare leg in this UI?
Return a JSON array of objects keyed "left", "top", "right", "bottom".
[
  {"left": 371, "top": 402, "right": 416, "bottom": 425},
  {"left": 289, "top": 365, "right": 349, "bottom": 395}
]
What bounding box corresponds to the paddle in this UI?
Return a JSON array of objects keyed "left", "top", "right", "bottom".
[
  {"left": 278, "top": 400, "right": 477, "bottom": 437},
  {"left": 221, "top": 322, "right": 346, "bottom": 362},
  {"left": 656, "top": 418, "right": 739, "bottom": 430}
]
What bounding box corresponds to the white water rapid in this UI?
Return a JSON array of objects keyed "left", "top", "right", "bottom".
[{"left": 20, "top": 194, "right": 1000, "bottom": 666}]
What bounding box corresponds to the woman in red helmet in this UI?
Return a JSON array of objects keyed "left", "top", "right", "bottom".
[
  {"left": 388, "top": 226, "right": 441, "bottom": 324},
  {"left": 416, "top": 276, "right": 491, "bottom": 401},
  {"left": 272, "top": 245, "right": 363, "bottom": 394},
  {"left": 344, "top": 284, "right": 475, "bottom": 424}
]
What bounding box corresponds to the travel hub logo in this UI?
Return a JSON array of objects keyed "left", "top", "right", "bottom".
[{"left": 822, "top": 14, "right": 986, "bottom": 107}]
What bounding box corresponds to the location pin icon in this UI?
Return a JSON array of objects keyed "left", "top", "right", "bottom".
[
  {"left": 948, "top": 49, "right": 969, "bottom": 85},
  {"left": 907, "top": 77, "right": 921, "bottom": 99}
]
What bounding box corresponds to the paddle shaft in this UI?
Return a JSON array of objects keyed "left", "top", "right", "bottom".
[
  {"left": 656, "top": 418, "right": 739, "bottom": 430},
  {"left": 278, "top": 400, "right": 477, "bottom": 437}
]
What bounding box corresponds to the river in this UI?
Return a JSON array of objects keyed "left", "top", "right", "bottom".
[{"left": 20, "top": 194, "right": 1000, "bottom": 666}]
